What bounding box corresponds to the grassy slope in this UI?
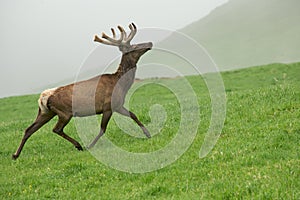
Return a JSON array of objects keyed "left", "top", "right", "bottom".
[{"left": 0, "top": 63, "right": 299, "bottom": 199}]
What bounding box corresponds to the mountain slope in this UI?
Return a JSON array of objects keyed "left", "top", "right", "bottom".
[{"left": 177, "top": 0, "right": 300, "bottom": 70}]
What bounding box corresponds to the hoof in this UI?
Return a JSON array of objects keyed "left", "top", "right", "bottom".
[
  {"left": 145, "top": 132, "right": 151, "bottom": 138},
  {"left": 142, "top": 127, "right": 151, "bottom": 138},
  {"left": 76, "top": 145, "right": 84, "bottom": 151},
  {"left": 12, "top": 154, "right": 18, "bottom": 160},
  {"left": 86, "top": 144, "right": 94, "bottom": 150}
]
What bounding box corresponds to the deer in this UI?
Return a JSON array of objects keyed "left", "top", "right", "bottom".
[{"left": 12, "top": 23, "right": 152, "bottom": 160}]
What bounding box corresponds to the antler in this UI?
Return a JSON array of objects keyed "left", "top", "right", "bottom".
[{"left": 94, "top": 23, "right": 137, "bottom": 47}]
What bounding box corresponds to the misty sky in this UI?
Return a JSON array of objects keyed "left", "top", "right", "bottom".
[{"left": 0, "top": 0, "right": 228, "bottom": 98}]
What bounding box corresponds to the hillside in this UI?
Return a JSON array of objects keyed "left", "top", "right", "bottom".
[
  {"left": 0, "top": 62, "right": 299, "bottom": 199},
  {"left": 175, "top": 0, "right": 300, "bottom": 70}
]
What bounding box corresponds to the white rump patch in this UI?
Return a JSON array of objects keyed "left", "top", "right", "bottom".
[{"left": 38, "top": 87, "right": 57, "bottom": 113}]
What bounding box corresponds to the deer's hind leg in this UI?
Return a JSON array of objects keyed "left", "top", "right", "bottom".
[
  {"left": 12, "top": 109, "right": 56, "bottom": 160},
  {"left": 51, "top": 108, "right": 83, "bottom": 151}
]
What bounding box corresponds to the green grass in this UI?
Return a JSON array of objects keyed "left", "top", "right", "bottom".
[{"left": 0, "top": 62, "right": 299, "bottom": 199}]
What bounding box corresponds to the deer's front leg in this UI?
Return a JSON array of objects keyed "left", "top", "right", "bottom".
[
  {"left": 116, "top": 107, "right": 151, "bottom": 138},
  {"left": 87, "top": 111, "right": 112, "bottom": 149}
]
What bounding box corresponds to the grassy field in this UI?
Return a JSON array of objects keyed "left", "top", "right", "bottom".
[{"left": 0, "top": 63, "right": 299, "bottom": 199}]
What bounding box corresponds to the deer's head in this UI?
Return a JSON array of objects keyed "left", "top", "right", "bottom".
[{"left": 94, "top": 23, "right": 152, "bottom": 63}]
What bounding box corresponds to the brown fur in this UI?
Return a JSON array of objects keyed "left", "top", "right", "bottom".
[{"left": 12, "top": 24, "right": 152, "bottom": 159}]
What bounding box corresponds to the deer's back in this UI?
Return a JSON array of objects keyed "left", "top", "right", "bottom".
[{"left": 46, "top": 74, "right": 119, "bottom": 117}]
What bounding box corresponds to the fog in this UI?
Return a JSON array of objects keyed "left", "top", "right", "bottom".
[{"left": 0, "top": 0, "right": 228, "bottom": 98}]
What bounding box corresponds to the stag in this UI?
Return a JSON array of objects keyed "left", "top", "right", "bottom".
[{"left": 12, "top": 23, "right": 152, "bottom": 160}]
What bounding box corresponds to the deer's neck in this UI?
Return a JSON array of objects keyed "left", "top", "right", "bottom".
[
  {"left": 115, "top": 54, "right": 138, "bottom": 79},
  {"left": 114, "top": 55, "right": 138, "bottom": 93},
  {"left": 115, "top": 64, "right": 137, "bottom": 78},
  {"left": 115, "top": 64, "right": 136, "bottom": 92}
]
